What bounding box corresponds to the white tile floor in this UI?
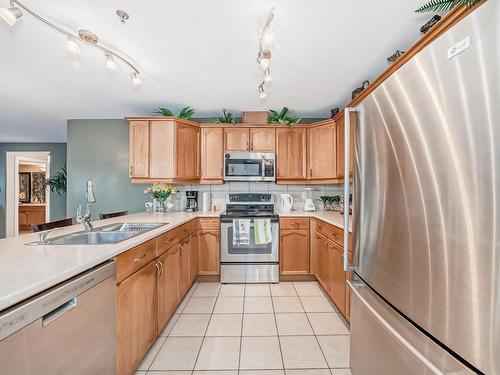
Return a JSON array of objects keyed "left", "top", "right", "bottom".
[{"left": 136, "top": 281, "right": 351, "bottom": 375}]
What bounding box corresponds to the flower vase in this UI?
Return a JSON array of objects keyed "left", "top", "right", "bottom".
[{"left": 154, "top": 198, "right": 167, "bottom": 213}]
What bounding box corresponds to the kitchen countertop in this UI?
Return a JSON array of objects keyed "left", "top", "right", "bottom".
[
  {"left": 277, "top": 209, "right": 352, "bottom": 232},
  {"left": 0, "top": 209, "right": 351, "bottom": 313}
]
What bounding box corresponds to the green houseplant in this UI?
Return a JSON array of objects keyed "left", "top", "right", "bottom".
[
  {"left": 216, "top": 108, "right": 236, "bottom": 124},
  {"left": 153, "top": 106, "right": 195, "bottom": 120},
  {"left": 316, "top": 195, "right": 341, "bottom": 211},
  {"left": 415, "top": 0, "right": 480, "bottom": 13},
  {"left": 268, "top": 107, "right": 302, "bottom": 128},
  {"left": 45, "top": 165, "right": 67, "bottom": 196}
]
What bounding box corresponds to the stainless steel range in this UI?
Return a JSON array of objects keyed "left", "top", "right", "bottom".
[{"left": 220, "top": 193, "right": 279, "bottom": 283}]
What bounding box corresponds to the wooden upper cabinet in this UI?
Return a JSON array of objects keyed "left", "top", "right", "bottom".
[
  {"left": 308, "top": 122, "right": 337, "bottom": 180},
  {"left": 117, "top": 260, "right": 157, "bottom": 375},
  {"left": 276, "top": 128, "right": 307, "bottom": 180},
  {"left": 224, "top": 128, "right": 250, "bottom": 151},
  {"left": 175, "top": 122, "right": 200, "bottom": 180},
  {"left": 130, "top": 118, "right": 200, "bottom": 183},
  {"left": 250, "top": 128, "right": 275, "bottom": 152},
  {"left": 336, "top": 113, "right": 354, "bottom": 179},
  {"left": 201, "top": 127, "right": 224, "bottom": 183},
  {"left": 129, "top": 121, "right": 149, "bottom": 178}
]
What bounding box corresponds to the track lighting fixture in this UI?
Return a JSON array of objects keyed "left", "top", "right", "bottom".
[
  {"left": 6, "top": 0, "right": 141, "bottom": 86},
  {"left": 105, "top": 53, "right": 118, "bottom": 71},
  {"left": 65, "top": 36, "right": 80, "bottom": 55},
  {"left": 0, "top": 4, "right": 22, "bottom": 26},
  {"left": 257, "top": 9, "right": 274, "bottom": 98}
]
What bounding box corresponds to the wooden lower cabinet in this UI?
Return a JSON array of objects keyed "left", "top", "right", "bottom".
[
  {"left": 198, "top": 230, "right": 220, "bottom": 275},
  {"left": 157, "top": 246, "right": 180, "bottom": 332},
  {"left": 117, "top": 260, "right": 158, "bottom": 375},
  {"left": 327, "top": 239, "right": 346, "bottom": 315},
  {"left": 179, "top": 236, "right": 191, "bottom": 298},
  {"left": 190, "top": 231, "right": 199, "bottom": 283},
  {"left": 280, "top": 229, "right": 310, "bottom": 275}
]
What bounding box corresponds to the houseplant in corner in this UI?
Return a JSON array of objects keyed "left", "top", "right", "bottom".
[
  {"left": 153, "top": 106, "right": 195, "bottom": 120},
  {"left": 144, "top": 184, "right": 176, "bottom": 213},
  {"left": 268, "top": 107, "right": 302, "bottom": 128},
  {"left": 415, "top": 0, "right": 480, "bottom": 13}
]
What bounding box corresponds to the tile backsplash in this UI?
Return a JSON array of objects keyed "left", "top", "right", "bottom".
[{"left": 173, "top": 183, "right": 345, "bottom": 211}]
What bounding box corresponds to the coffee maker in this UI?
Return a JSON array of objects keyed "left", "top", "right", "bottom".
[{"left": 185, "top": 191, "right": 198, "bottom": 212}]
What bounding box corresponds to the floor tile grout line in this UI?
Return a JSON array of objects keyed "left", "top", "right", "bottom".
[
  {"left": 293, "top": 282, "right": 332, "bottom": 370},
  {"left": 190, "top": 282, "right": 221, "bottom": 374},
  {"left": 237, "top": 283, "right": 247, "bottom": 372},
  {"left": 270, "top": 283, "right": 287, "bottom": 370},
  {"left": 144, "top": 282, "right": 198, "bottom": 372}
]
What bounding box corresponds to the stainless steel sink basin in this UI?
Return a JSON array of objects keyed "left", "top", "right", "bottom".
[
  {"left": 30, "top": 222, "right": 168, "bottom": 245},
  {"left": 99, "top": 222, "right": 167, "bottom": 232},
  {"left": 45, "top": 231, "right": 138, "bottom": 245}
]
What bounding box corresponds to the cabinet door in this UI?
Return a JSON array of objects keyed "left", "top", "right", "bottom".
[
  {"left": 190, "top": 232, "right": 199, "bottom": 284},
  {"left": 250, "top": 128, "right": 276, "bottom": 152},
  {"left": 224, "top": 128, "right": 250, "bottom": 151},
  {"left": 157, "top": 246, "right": 180, "bottom": 332},
  {"left": 129, "top": 120, "right": 150, "bottom": 178},
  {"left": 198, "top": 230, "right": 220, "bottom": 275},
  {"left": 117, "top": 260, "right": 158, "bottom": 375},
  {"left": 276, "top": 128, "right": 307, "bottom": 180},
  {"left": 327, "top": 239, "right": 346, "bottom": 315},
  {"left": 179, "top": 237, "right": 191, "bottom": 298},
  {"left": 336, "top": 113, "right": 354, "bottom": 179},
  {"left": 176, "top": 123, "right": 200, "bottom": 179},
  {"left": 308, "top": 123, "right": 336, "bottom": 180},
  {"left": 280, "top": 229, "right": 310, "bottom": 275},
  {"left": 201, "top": 127, "right": 224, "bottom": 182},
  {"left": 314, "top": 233, "right": 330, "bottom": 291}
]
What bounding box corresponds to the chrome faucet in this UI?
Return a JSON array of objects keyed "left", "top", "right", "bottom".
[
  {"left": 77, "top": 179, "right": 96, "bottom": 232},
  {"left": 37, "top": 229, "right": 55, "bottom": 245}
]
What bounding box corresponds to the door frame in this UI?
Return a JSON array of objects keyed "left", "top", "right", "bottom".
[{"left": 5, "top": 152, "right": 51, "bottom": 237}]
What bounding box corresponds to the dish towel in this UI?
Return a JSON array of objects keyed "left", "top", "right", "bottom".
[
  {"left": 233, "top": 218, "right": 251, "bottom": 246},
  {"left": 254, "top": 219, "right": 272, "bottom": 245}
]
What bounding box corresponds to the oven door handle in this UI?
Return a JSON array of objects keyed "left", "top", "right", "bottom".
[{"left": 220, "top": 218, "right": 279, "bottom": 224}]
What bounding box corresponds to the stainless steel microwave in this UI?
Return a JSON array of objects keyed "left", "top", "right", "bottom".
[{"left": 223, "top": 152, "right": 275, "bottom": 182}]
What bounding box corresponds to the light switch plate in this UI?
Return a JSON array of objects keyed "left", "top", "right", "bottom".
[{"left": 447, "top": 36, "right": 471, "bottom": 59}]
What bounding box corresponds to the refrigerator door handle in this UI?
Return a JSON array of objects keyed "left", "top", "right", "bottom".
[{"left": 343, "top": 107, "right": 358, "bottom": 272}]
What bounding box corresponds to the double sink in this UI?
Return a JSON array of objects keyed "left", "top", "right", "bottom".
[{"left": 39, "top": 222, "right": 167, "bottom": 245}]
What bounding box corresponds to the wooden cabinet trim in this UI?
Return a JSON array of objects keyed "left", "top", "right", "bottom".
[{"left": 116, "top": 239, "right": 157, "bottom": 283}]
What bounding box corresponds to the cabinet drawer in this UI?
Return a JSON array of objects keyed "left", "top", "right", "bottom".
[
  {"left": 156, "top": 222, "right": 192, "bottom": 256},
  {"left": 198, "top": 218, "right": 219, "bottom": 231},
  {"left": 314, "top": 219, "right": 352, "bottom": 249},
  {"left": 280, "top": 217, "right": 310, "bottom": 230},
  {"left": 116, "top": 240, "right": 157, "bottom": 283}
]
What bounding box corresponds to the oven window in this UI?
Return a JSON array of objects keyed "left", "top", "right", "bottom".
[
  {"left": 225, "top": 159, "right": 262, "bottom": 177},
  {"left": 227, "top": 226, "right": 273, "bottom": 255}
]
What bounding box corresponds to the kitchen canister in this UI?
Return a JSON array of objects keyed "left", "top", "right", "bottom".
[{"left": 202, "top": 192, "right": 211, "bottom": 212}]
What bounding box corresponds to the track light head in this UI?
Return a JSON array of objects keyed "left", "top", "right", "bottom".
[
  {"left": 259, "top": 83, "right": 266, "bottom": 99},
  {"left": 105, "top": 53, "right": 118, "bottom": 71},
  {"left": 131, "top": 72, "right": 142, "bottom": 86},
  {"left": 0, "top": 6, "right": 22, "bottom": 26},
  {"left": 65, "top": 35, "right": 80, "bottom": 55}
]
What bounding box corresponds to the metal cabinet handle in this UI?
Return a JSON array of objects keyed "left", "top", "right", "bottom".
[
  {"left": 343, "top": 107, "right": 358, "bottom": 272},
  {"left": 309, "top": 168, "right": 313, "bottom": 177},
  {"left": 158, "top": 260, "right": 164, "bottom": 277},
  {"left": 155, "top": 262, "right": 161, "bottom": 278},
  {"left": 129, "top": 165, "right": 133, "bottom": 176},
  {"left": 133, "top": 253, "right": 146, "bottom": 262}
]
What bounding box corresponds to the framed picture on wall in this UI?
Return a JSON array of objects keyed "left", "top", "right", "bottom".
[{"left": 19, "top": 172, "right": 31, "bottom": 203}]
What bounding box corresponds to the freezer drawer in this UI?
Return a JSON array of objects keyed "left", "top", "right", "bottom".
[
  {"left": 0, "top": 261, "right": 116, "bottom": 375},
  {"left": 349, "top": 279, "right": 476, "bottom": 375}
]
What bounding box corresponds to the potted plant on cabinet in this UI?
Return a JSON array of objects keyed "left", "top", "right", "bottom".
[{"left": 268, "top": 107, "right": 302, "bottom": 128}]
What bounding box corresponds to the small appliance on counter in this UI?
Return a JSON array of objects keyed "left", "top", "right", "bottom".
[
  {"left": 185, "top": 191, "right": 198, "bottom": 212},
  {"left": 280, "top": 193, "right": 293, "bottom": 212},
  {"left": 202, "top": 192, "right": 211, "bottom": 212},
  {"left": 302, "top": 188, "right": 316, "bottom": 212}
]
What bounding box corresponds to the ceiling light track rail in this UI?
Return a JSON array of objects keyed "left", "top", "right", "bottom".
[
  {"left": 4, "top": 0, "right": 142, "bottom": 86},
  {"left": 257, "top": 8, "right": 274, "bottom": 99}
]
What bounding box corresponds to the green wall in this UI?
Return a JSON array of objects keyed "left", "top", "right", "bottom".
[
  {"left": 0, "top": 143, "right": 67, "bottom": 238},
  {"left": 67, "top": 119, "right": 149, "bottom": 219}
]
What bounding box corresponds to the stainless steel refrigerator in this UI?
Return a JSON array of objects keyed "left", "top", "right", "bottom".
[{"left": 344, "top": 2, "right": 499, "bottom": 374}]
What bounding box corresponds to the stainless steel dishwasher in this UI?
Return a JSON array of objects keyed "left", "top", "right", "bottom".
[{"left": 0, "top": 260, "right": 116, "bottom": 374}]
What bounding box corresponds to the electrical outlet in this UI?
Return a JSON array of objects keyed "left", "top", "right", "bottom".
[{"left": 447, "top": 36, "right": 471, "bottom": 59}]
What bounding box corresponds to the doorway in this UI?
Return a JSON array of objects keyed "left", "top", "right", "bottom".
[{"left": 5, "top": 152, "right": 50, "bottom": 237}]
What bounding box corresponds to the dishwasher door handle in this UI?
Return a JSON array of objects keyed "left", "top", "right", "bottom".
[{"left": 42, "top": 297, "right": 77, "bottom": 327}]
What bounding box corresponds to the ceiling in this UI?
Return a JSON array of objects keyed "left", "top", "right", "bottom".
[{"left": 0, "top": 0, "right": 430, "bottom": 142}]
